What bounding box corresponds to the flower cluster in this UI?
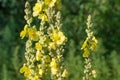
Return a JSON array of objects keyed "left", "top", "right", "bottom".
[
  {"left": 20, "top": 0, "right": 67, "bottom": 80},
  {"left": 81, "top": 15, "right": 98, "bottom": 80},
  {"left": 20, "top": 25, "right": 39, "bottom": 41},
  {"left": 81, "top": 15, "right": 98, "bottom": 58},
  {"left": 32, "top": 0, "right": 61, "bottom": 21}
]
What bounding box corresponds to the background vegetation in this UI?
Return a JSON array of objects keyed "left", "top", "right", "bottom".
[{"left": 0, "top": 0, "right": 120, "bottom": 80}]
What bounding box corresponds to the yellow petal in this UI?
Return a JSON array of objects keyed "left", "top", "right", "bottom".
[
  {"left": 36, "top": 51, "right": 42, "bottom": 61},
  {"left": 50, "top": 30, "right": 66, "bottom": 45},
  {"left": 28, "top": 26, "right": 39, "bottom": 41},
  {"left": 48, "top": 42, "right": 56, "bottom": 50},
  {"left": 45, "top": 0, "right": 56, "bottom": 7},
  {"left": 39, "top": 69, "right": 43, "bottom": 76},
  {"left": 83, "top": 48, "right": 89, "bottom": 57},
  {"left": 81, "top": 38, "right": 88, "bottom": 50},
  {"left": 90, "top": 42, "right": 97, "bottom": 51},
  {"left": 44, "top": 55, "right": 51, "bottom": 62},
  {"left": 51, "top": 68, "right": 58, "bottom": 75},
  {"left": 33, "top": 2, "right": 43, "bottom": 17},
  {"left": 35, "top": 42, "right": 42, "bottom": 50},
  {"left": 38, "top": 14, "right": 48, "bottom": 21},
  {"left": 24, "top": 68, "right": 31, "bottom": 78},
  {"left": 50, "top": 58, "right": 58, "bottom": 68},
  {"left": 20, "top": 30, "right": 26, "bottom": 39},
  {"left": 92, "top": 36, "right": 98, "bottom": 44},
  {"left": 33, "top": 76, "right": 39, "bottom": 80},
  {"left": 62, "top": 69, "right": 68, "bottom": 78},
  {"left": 20, "top": 64, "right": 27, "bottom": 73},
  {"left": 92, "top": 70, "right": 97, "bottom": 78},
  {"left": 20, "top": 25, "right": 28, "bottom": 39}
]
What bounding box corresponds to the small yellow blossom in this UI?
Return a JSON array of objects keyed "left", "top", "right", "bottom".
[
  {"left": 36, "top": 51, "right": 42, "bottom": 61},
  {"left": 20, "top": 25, "right": 28, "bottom": 39},
  {"left": 39, "top": 69, "right": 43, "bottom": 76},
  {"left": 92, "top": 70, "right": 97, "bottom": 78},
  {"left": 51, "top": 67, "right": 58, "bottom": 75},
  {"left": 35, "top": 42, "right": 42, "bottom": 50},
  {"left": 90, "top": 42, "right": 97, "bottom": 51},
  {"left": 81, "top": 38, "right": 88, "bottom": 50},
  {"left": 20, "top": 64, "right": 31, "bottom": 78},
  {"left": 81, "top": 36, "right": 97, "bottom": 57},
  {"left": 44, "top": 55, "right": 51, "bottom": 62},
  {"left": 33, "top": 2, "right": 43, "bottom": 17},
  {"left": 90, "top": 36, "right": 97, "bottom": 50},
  {"left": 24, "top": 69, "right": 31, "bottom": 78},
  {"left": 44, "top": 0, "right": 56, "bottom": 7},
  {"left": 62, "top": 69, "right": 68, "bottom": 78},
  {"left": 50, "top": 58, "right": 58, "bottom": 68},
  {"left": 50, "top": 58, "right": 58, "bottom": 75},
  {"left": 83, "top": 48, "right": 90, "bottom": 57},
  {"left": 20, "top": 64, "right": 27, "bottom": 73},
  {"left": 37, "top": 64, "right": 42, "bottom": 69},
  {"left": 37, "top": 65, "right": 44, "bottom": 76},
  {"left": 48, "top": 42, "right": 56, "bottom": 50},
  {"left": 28, "top": 26, "right": 39, "bottom": 41},
  {"left": 50, "top": 30, "right": 66, "bottom": 45},
  {"left": 33, "top": 75, "right": 39, "bottom": 80},
  {"left": 38, "top": 13, "right": 48, "bottom": 21},
  {"left": 92, "top": 36, "right": 98, "bottom": 44},
  {"left": 57, "top": 55, "right": 62, "bottom": 60}
]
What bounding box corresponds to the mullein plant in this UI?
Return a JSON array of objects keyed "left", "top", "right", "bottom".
[
  {"left": 81, "top": 15, "right": 98, "bottom": 80},
  {"left": 19, "top": 0, "right": 68, "bottom": 80}
]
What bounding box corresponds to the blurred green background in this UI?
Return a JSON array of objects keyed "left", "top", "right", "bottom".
[{"left": 0, "top": 0, "right": 120, "bottom": 80}]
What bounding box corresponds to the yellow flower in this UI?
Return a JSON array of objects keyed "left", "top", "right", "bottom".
[
  {"left": 36, "top": 51, "right": 42, "bottom": 61},
  {"left": 33, "top": 2, "right": 43, "bottom": 17},
  {"left": 20, "top": 64, "right": 31, "bottom": 78},
  {"left": 92, "top": 70, "right": 97, "bottom": 78},
  {"left": 20, "top": 64, "right": 27, "bottom": 73},
  {"left": 50, "top": 58, "right": 58, "bottom": 68},
  {"left": 51, "top": 67, "right": 58, "bottom": 75},
  {"left": 35, "top": 42, "right": 42, "bottom": 50},
  {"left": 90, "top": 42, "right": 97, "bottom": 51},
  {"left": 81, "top": 38, "right": 88, "bottom": 50},
  {"left": 38, "top": 13, "right": 48, "bottom": 21},
  {"left": 92, "top": 36, "right": 98, "bottom": 44},
  {"left": 62, "top": 69, "right": 68, "bottom": 78},
  {"left": 50, "top": 58, "right": 58, "bottom": 75},
  {"left": 20, "top": 25, "right": 28, "bottom": 39},
  {"left": 48, "top": 42, "right": 56, "bottom": 50},
  {"left": 28, "top": 26, "right": 39, "bottom": 41},
  {"left": 83, "top": 48, "right": 90, "bottom": 57},
  {"left": 33, "top": 75, "right": 40, "bottom": 80},
  {"left": 44, "top": 0, "right": 56, "bottom": 7},
  {"left": 90, "top": 36, "right": 97, "bottom": 50},
  {"left": 24, "top": 69, "right": 31, "bottom": 78},
  {"left": 44, "top": 55, "right": 51, "bottom": 62},
  {"left": 37, "top": 64, "right": 44, "bottom": 77},
  {"left": 39, "top": 69, "right": 43, "bottom": 76},
  {"left": 57, "top": 55, "right": 62, "bottom": 60},
  {"left": 50, "top": 29, "right": 66, "bottom": 45}
]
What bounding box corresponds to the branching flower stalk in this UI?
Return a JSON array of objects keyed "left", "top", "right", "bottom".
[
  {"left": 81, "top": 15, "right": 98, "bottom": 80},
  {"left": 19, "top": 0, "right": 67, "bottom": 80}
]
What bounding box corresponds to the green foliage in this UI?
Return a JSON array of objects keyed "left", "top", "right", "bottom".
[
  {"left": 0, "top": 0, "right": 120, "bottom": 80},
  {"left": 2, "top": 64, "right": 8, "bottom": 80},
  {"left": 65, "top": 40, "right": 84, "bottom": 80},
  {"left": 108, "top": 51, "right": 120, "bottom": 80}
]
